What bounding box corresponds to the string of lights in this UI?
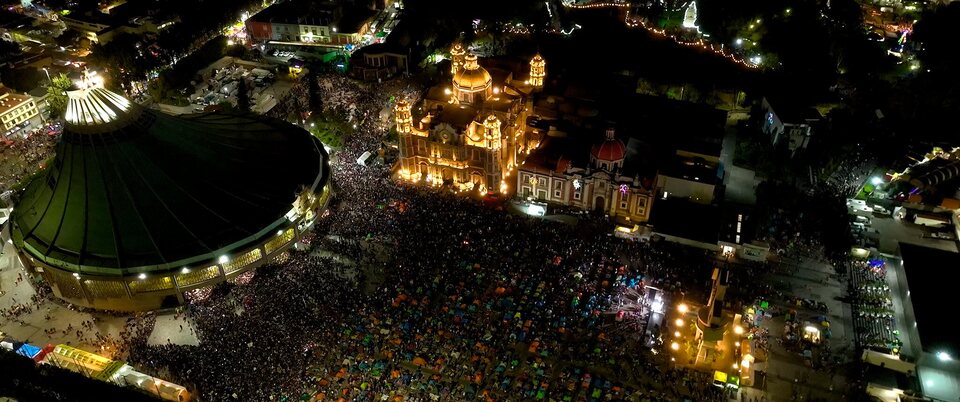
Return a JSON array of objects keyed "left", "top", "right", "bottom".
[{"left": 562, "top": 2, "right": 759, "bottom": 68}]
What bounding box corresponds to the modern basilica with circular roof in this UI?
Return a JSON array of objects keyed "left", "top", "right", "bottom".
[{"left": 9, "top": 82, "right": 331, "bottom": 311}]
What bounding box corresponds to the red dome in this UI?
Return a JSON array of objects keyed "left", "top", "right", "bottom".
[
  {"left": 592, "top": 138, "right": 626, "bottom": 161},
  {"left": 555, "top": 156, "right": 571, "bottom": 173}
]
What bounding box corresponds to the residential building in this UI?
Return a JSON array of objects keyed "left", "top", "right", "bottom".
[
  {"left": 246, "top": 0, "right": 376, "bottom": 47},
  {"left": 760, "top": 96, "right": 822, "bottom": 156},
  {"left": 0, "top": 85, "right": 39, "bottom": 137},
  {"left": 349, "top": 42, "right": 408, "bottom": 81},
  {"left": 61, "top": 7, "right": 177, "bottom": 44},
  {"left": 892, "top": 244, "right": 960, "bottom": 401},
  {"left": 656, "top": 146, "right": 723, "bottom": 205}
]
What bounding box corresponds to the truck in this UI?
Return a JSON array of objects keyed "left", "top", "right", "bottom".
[{"left": 913, "top": 212, "right": 951, "bottom": 228}]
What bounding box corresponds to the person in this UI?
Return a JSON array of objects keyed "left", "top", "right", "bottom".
[{"left": 118, "top": 73, "right": 753, "bottom": 402}]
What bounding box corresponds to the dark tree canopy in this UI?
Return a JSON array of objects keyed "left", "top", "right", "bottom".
[
  {"left": 912, "top": 2, "right": 960, "bottom": 74},
  {"left": 0, "top": 39, "right": 22, "bottom": 59}
]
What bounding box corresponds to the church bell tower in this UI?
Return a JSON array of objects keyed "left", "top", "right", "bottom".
[
  {"left": 450, "top": 43, "right": 466, "bottom": 75},
  {"left": 394, "top": 99, "right": 412, "bottom": 134},
  {"left": 529, "top": 54, "right": 545, "bottom": 87}
]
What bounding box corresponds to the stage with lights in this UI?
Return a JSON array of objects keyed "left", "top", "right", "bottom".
[{"left": 608, "top": 281, "right": 668, "bottom": 348}]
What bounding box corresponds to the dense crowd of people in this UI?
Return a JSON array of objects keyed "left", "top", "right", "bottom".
[
  {"left": 123, "top": 73, "right": 732, "bottom": 401},
  {"left": 821, "top": 149, "right": 876, "bottom": 199},
  {"left": 0, "top": 123, "right": 60, "bottom": 194},
  {"left": 848, "top": 259, "right": 901, "bottom": 353}
]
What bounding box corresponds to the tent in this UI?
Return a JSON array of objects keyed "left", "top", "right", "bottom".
[
  {"left": 0, "top": 338, "right": 17, "bottom": 351},
  {"left": 356, "top": 151, "right": 372, "bottom": 166},
  {"left": 16, "top": 343, "right": 42, "bottom": 359},
  {"left": 251, "top": 68, "right": 272, "bottom": 77}
]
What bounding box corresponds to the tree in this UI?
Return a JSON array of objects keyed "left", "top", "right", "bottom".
[
  {"left": 147, "top": 73, "right": 171, "bottom": 103},
  {"left": 307, "top": 67, "right": 322, "bottom": 113},
  {"left": 90, "top": 33, "right": 150, "bottom": 87},
  {"left": 46, "top": 73, "right": 73, "bottom": 118},
  {"left": 913, "top": 2, "right": 960, "bottom": 74},
  {"left": 236, "top": 79, "right": 250, "bottom": 113},
  {"left": 0, "top": 39, "right": 21, "bottom": 59},
  {"left": 0, "top": 67, "right": 42, "bottom": 92},
  {"left": 54, "top": 30, "right": 81, "bottom": 48}
]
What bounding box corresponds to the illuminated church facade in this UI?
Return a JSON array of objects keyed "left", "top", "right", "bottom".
[
  {"left": 395, "top": 44, "right": 544, "bottom": 194},
  {"left": 517, "top": 128, "right": 655, "bottom": 222}
]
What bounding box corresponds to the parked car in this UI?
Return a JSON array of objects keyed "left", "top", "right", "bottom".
[{"left": 872, "top": 205, "right": 892, "bottom": 216}]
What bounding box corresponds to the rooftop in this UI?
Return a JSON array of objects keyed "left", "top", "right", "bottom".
[
  {"left": 659, "top": 153, "right": 721, "bottom": 185},
  {"left": 12, "top": 89, "right": 327, "bottom": 275},
  {"left": 249, "top": 0, "right": 337, "bottom": 26},
  {"left": 522, "top": 135, "right": 592, "bottom": 175},
  {"left": 352, "top": 42, "right": 405, "bottom": 56},
  {"left": 899, "top": 243, "right": 960, "bottom": 355},
  {"left": 649, "top": 198, "right": 721, "bottom": 245},
  {"left": 336, "top": 7, "right": 377, "bottom": 33},
  {"left": 432, "top": 105, "right": 477, "bottom": 130},
  {"left": 763, "top": 95, "right": 823, "bottom": 123},
  {"left": 0, "top": 88, "right": 33, "bottom": 116},
  {"left": 533, "top": 92, "right": 724, "bottom": 164}
]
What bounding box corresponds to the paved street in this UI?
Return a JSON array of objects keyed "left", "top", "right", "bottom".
[
  {"left": 749, "top": 256, "right": 855, "bottom": 401},
  {"left": 722, "top": 116, "right": 759, "bottom": 206},
  {"left": 847, "top": 204, "right": 958, "bottom": 254}
]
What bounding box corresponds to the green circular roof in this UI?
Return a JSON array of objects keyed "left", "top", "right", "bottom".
[{"left": 11, "top": 88, "right": 328, "bottom": 276}]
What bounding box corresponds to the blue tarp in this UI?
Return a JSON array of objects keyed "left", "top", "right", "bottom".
[{"left": 16, "top": 343, "right": 41, "bottom": 359}]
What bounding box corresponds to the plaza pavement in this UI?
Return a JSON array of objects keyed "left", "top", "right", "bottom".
[
  {"left": 0, "top": 241, "right": 198, "bottom": 358},
  {"left": 749, "top": 256, "right": 856, "bottom": 402}
]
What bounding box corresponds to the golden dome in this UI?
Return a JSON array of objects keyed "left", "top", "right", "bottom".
[{"left": 453, "top": 54, "right": 492, "bottom": 93}]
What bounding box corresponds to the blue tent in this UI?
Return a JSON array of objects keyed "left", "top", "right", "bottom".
[{"left": 16, "top": 343, "right": 42, "bottom": 359}]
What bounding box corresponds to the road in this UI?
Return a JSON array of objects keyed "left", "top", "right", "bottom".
[
  {"left": 750, "top": 256, "right": 856, "bottom": 402},
  {"left": 847, "top": 201, "right": 958, "bottom": 254}
]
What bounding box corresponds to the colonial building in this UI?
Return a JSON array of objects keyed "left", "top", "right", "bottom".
[
  {"left": 517, "top": 128, "right": 655, "bottom": 222},
  {"left": 0, "top": 85, "right": 40, "bottom": 137},
  {"left": 349, "top": 42, "right": 409, "bottom": 81},
  {"left": 395, "top": 45, "right": 541, "bottom": 194},
  {"left": 245, "top": 0, "right": 376, "bottom": 47}
]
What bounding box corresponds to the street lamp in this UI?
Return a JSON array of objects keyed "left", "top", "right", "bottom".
[
  {"left": 937, "top": 351, "right": 952, "bottom": 361},
  {"left": 677, "top": 303, "right": 689, "bottom": 313},
  {"left": 871, "top": 177, "right": 883, "bottom": 186},
  {"left": 42, "top": 67, "right": 52, "bottom": 84},
  {"left": 734, "top": 325, "right": 745, "bottom": 335}
]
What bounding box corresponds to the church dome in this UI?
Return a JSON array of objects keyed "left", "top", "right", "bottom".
[
  {"left": 591, "top": 128, "right": 626, "bottom": 161},
  {"left": 453, "top": 54, "right": 492, "bottom": 93}
]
